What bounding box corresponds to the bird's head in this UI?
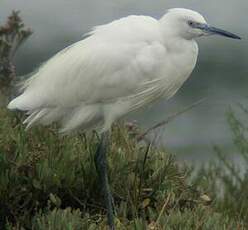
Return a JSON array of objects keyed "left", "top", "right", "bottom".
[{"left": 161, "top": 8, "right": 241, "bottom": 40}]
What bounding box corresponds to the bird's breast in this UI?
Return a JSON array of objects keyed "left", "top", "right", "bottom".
[{"left": 158, "top": 40, "right": 198, "bottom": 98}]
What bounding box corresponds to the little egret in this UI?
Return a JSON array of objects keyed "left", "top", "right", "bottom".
[{"left": 8, "top": 8, "right": 240, "bottom": 229}]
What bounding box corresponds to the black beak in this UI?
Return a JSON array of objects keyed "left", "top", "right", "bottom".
[{"left": 196, "top": 23, "right": 241, "bottom": 40}]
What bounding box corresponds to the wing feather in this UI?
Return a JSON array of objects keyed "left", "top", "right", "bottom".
[{"left": 8, "top": 15, "right": 168, "bottom": 117}]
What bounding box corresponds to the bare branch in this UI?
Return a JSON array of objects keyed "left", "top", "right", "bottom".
[{"left": 137, "top": 98, "right": 206, "bottom": 141}]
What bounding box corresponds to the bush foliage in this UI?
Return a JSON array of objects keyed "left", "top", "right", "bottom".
[
  {"left": 0, "top": 108, "right": 247, "bottom": 229},
  {"left": 0, "top": 11, "right": 31, "bottom": 106}
]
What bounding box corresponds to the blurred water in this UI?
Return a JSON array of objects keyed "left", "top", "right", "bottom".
[{"left": 1, "top": 0, "right": 247, "bottom": 164}]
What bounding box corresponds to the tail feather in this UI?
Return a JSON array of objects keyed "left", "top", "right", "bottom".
[
  {"left": 8, "top": 100, "right": 102, "bottom": 133},
  {"left": 7, "top": 92, "right": 43, "bottom": 111},
  {"left": 24, "top": 109, "right": 48, "bottom": 130}
]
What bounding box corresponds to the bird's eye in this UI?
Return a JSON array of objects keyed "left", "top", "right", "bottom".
[{"left": 188, "top": 21, "right": 194, "bottom": 26}]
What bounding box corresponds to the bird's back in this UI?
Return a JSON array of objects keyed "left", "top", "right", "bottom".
[{"left": 8, "top": 14, "right": 197, "bottom": 133}]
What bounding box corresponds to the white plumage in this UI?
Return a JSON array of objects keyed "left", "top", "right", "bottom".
[{"left": 8, "top": 8, "right": 240, "bottom": 133}]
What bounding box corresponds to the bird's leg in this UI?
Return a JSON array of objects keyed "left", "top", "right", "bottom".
[{"left": 94, "top": 131, "right": 115, "bottom": 230}]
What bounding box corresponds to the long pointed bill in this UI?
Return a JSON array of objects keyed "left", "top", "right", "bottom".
[{"left": 197, "top": 24, "right": 241, "bottom": 39}]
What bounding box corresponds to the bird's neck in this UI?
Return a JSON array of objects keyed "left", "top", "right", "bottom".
[{"left": 162, "top": 34, "right": 198, "bottom": 56}]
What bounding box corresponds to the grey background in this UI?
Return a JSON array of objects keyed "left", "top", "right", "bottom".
[{"left": 1, "top": 0, "right": 247, "bottom": 164}]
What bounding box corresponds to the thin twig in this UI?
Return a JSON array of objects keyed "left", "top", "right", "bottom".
[
  {"left": 68, "top": 189, "right": 105, "bottom": 211},
  {"left": 137, "top": 98, "right": 206, "bottom": 141},
  {"left": 138, "top": 142, "right": 152, "bottom": 199},
  {"left": 155, "top": 193, "right": 171, "bottom": 226}
]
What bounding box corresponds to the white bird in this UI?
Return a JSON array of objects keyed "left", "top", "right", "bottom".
[{"left": 7, "top": 8, "right": 240, "bottom": 229}]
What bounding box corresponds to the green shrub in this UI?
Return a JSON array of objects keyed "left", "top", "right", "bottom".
[{"left": 0, "top": 108, "right": 247, "bottom": 229}]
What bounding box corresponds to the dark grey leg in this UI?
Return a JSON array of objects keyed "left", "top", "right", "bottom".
[{"left": 94, "top": 131, "right": 115, "bottom": 230}]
